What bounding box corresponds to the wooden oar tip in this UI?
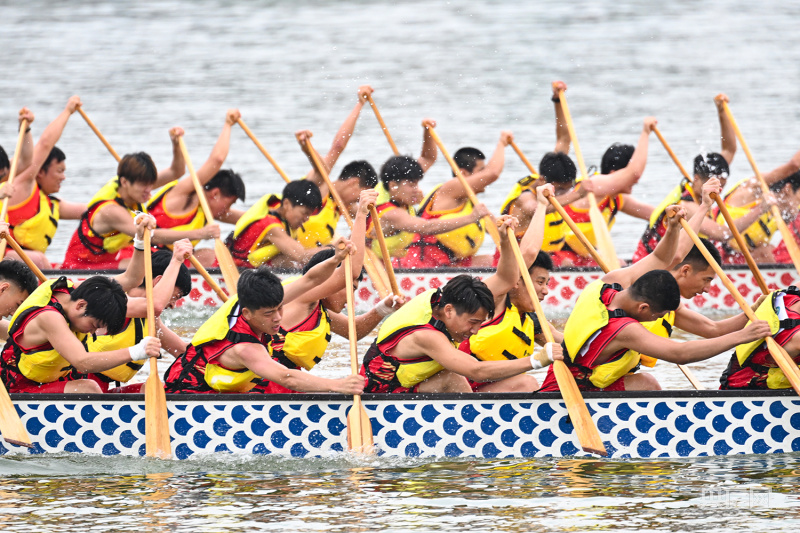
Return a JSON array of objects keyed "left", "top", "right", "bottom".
[{"left": 4, "top": 438, "right": 34, "bottom": 449}]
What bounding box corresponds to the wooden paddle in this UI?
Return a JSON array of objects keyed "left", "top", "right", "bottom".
[
  {"left": 187, "top": 254, "right": 228, "bottom": 302},
  {"left": 77, "top": 107, "right": 121, "bottom": 162},
  {"left": 652, "top": 126, "right": 700, "bottom": 204},
  {"left": 677, "top": 217, "right": 800, "bottom": 395},
  {"left": 542, "top": 191, "right": 704, "bottom": 389},
  {"left": 143, "top": 228, "right": 172, "bottom": 458},
  {"left": 236, "top": 118, "right": 293, "bottom": 184},
  {"left": 367, "top": 204, "right": 401, "bottom": 295},
  {"left": 712, "top": 192, "right": 769, "bottom": 293},
  {"left": 504, "top": 226, "right": 606, "bottom": 456},
  {"left": 425, "top": 126, "right": 502, "bottom": 247},
  {"left": 555, "top": 86, "right": 620, "bottom": 268},
  {"left": 343, "top": 253, "right": 374, "bottom": 452},
  {"left": 2, "top": 232, "right": 46, "bottom": 283},
  {"left": 509, "top": 140, "right": 537, "bottom": 176},
  {"left": 177, "top": 137, "right": 240, "bottom": 294},
  {"left": 0, "top": 119, "right": 30, "bottom": 259},
  {"left": 301, "top": 137, "right": 391, "bottom": 297},
  {"left": 720, "top": 101, "right": 800, "bottom": 274},
  {"left": 363, "top": 94, "right": 399, "bottom": 156}
]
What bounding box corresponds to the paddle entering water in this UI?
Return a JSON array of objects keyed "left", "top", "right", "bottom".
[{"left": 0, "top": 119, "right": 30, "bottom": 259}]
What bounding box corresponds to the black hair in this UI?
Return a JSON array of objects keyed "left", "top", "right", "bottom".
[
  {"left": 436, "top": 274, "right": 495, "bottom": 320},
  {"left": 0, "top": 145, "right": 8, "bottom": 172},
  {"left": 629, "top": 270, "right": 681, "bottom": 313},
  {"left": 380, "top": 155, "right": 424, "bottom": 188},
  {"left": 694, "top": 153, "right": 730, "bottom": 180},
  {"left": 529, "top": 251, "right": 554, "bottom": 274},
  {"left": 144, "top": 250, "right": 192, "bottom": 298},
  {"left": 71, "top": 276, "right": 127, "bottom": 335},
  {"left": 0, "top": 259, "right": 38, "bottom": 296},
  {"left": 672, "top": 238, "right": 720, "bottom": 272},
  {"left": 118, "top": 152, "right": 158, "bottom": 185},
  {"left": 238, "top": 266, "right": 283, "bottom": 311},
  {"left": 206, "top": 169, "right": 246, "bottom": 201},
  {"left": 302, "top": 247, "right": 365, "bottom": 283},
  {"left": 770, "top": 170, "right": 800, "bottom": 194},
  {"left": 282, "top": 180, "right": 322, "bottom": 211},
  {"left": 539, "top": 152, "right": 577, "bottom": 185},
  {"left": 601, "top": 143, "right": 634, "bottom": 175},
  {"left": 41, "top": 146, "right": 66, "bottom": 173},
  {"left": 452, "top": 147, "right": 485, "bottom": 175},
  {"left": 339, "top": 160, "right": 378, "bottom": 188}
]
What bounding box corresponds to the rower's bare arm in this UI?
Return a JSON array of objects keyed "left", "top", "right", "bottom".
[
  {"left": 483, "top": 216, "right": 520, "bottom": 307},
  {"left": 418, "top": 118, "right": 438, "bottom": 173},
  {"left": 329, "top": 306, "right": 384, "bottom": 341},
  {"left": 216, "top": 207, "right": 245, "bottom": 224},
  {"left": 762, "top": 147, "right": 800, "bottom": 186},
  {"left": 619, "top": 195, "right": 654, "bottom": 221},
  {"left": 519, "top": 185, "right": 551, "bottom": 267},
  {"left": 154, "top": 127, "right": 186, "bottom": 188},
  {"left": 381, "top": 203, "right": 486, "bottom": 235},
  {"left": 57, "top": 200, "right": 87, "bottom": 220},
  {"left": 265, "top": 226, "right": 316, "bottom": 263},
  {"left": 674, "top": 304, "right": 750, "bottom": 338},
  {"left": 0, "top": 319, "right": 8, "bottom": 341},
  {"left": 17, "top": 108, "right": 35, "bottom": 172},
  {"left": 155, "top": 317, "right": 188, "bottom": 357},
  {"left": 715, "top": 94, "right": 736, "bottom": 164},
  {"left": 552, "top": 81, "right": 571, "bottom": 154},
  {"left": 295, "top": 130, "right": 325, "bottom": 189},
  {"left": 283, "top": 239, "right": 354, "bottom": 304},
  {"left": 321, "top": 86, "right": 371, "bottom": 173},
  {"left": 125, "top": 239, "right": 193, "bottom": 317},
  {"left": 589, "top": 117, "right": 655, "bottom": 197},
  {"left": 534, "top": 322, "right": 565, "bottom": 346}
]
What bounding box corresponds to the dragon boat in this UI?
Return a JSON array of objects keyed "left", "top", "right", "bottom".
[
  {"left": 3, "top": 390, "right": 799, "bottom": 459},
  {"left": 44, "top": 264, "right": 800, "bottom": 314}
]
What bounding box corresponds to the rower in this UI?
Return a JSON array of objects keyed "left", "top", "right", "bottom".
[
  {"left": 399, "top": 130, "right": 514, "bottom": 268},
  {"left": 0, "top": 107, "right": 35, "bottom": 183},
  {"left": 0, "top": 216, "right": 162, "bottom": 393},
  {"left": 61, "top": 129, "right": 214, "bottom": 269},
  {"left": 361, "top": 216, "right": 563, "bottom": 394},
  {"left": 147, "top": 109, "right": 246, "bottom": 267},
  {"left": 81, "top": 241, "right": 193, "bottom": 393},
  {"left": 163, "top": 243, "right": 365, "bottom": 395},
  {"left": 4, "top": 98, "right": 86, "bottom": 270},
  {"left": 367, "top": 155, "right": 489, "bottom": 262},
  {"left": 225, "top": 180, "right": 323, "bottom": 269},
  {"left": 261, "top": 189, "right": 406, "bottom": 392}
]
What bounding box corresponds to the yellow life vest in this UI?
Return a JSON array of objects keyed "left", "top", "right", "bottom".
[
  {"left": 87, "top": 317, "right": 146, "bottom": 383},
  {"left": 275, "top": 277, "right": 332, "bottom": 370},
  {"left": 297, "top": 196, "right": 340, "bottom": 248},
  {"left": 563, "top": 190, "right": 623, "bottom": 256},
  {"left": 231, "top": 194, "right": 293, "bottom": 266},
  {"left": 634, "top": 311, "right": 675, "bottom": 368},
  {"left": 419, "top": 185, "right": 485, "bottom": 258},
  {"left": 86, "top": 178, "right": 141, "bottom": 254},
  {"left": 563, "top": 279, "right": 640, "bottom": 389},
  {"left": 649, "top": 180, "right": 690, "bottom": 229},
  {"left": 8, "top": 278, "right": 87, "bottom": 384},
  {"left": 370, "top": 202, "right": 416, "bottom": 259},
  {"left": 192, "top": 295, "right": 264, "bottom": 393},
  {"left": 717, "top": 179, "right": 777, "bottom": 251},
  {"left": 9, "top": 186, "right": 60, "bottom": 253},
  {"left": 500, "top": 174, "right": 567, "bottom": 252},
  {"left": 467, "top": 298, "right": 541, "bottom": 361},
  {"left": 146, "top": 181, "right": 207, "bottom": 246},
  {"left": 377, "top": 289, "right": 455, "bottom": 388},
  {"left": 375, "top": 181, "right": 392, "bottom": 204}
]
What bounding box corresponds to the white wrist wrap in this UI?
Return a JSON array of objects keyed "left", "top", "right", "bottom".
[
  {"left": 129, "top": 336, "right": 154, "bottom": 362},
  {"left": 375, "top": 295, "right": 400, "bottom": 317},
  {"left": 531, "top": 343, "right": 555, "bottom": 370},
  {"left": 133, "top": 237, "right": 145, "bottom": 251}
]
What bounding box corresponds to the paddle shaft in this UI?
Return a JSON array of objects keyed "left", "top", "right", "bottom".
[
  {"left": 364, "top": 94, "right": 399, "bottom": 155},
  {"left": 77, "top": 107, "right": 121, "bottom": 162},
  {"left": 652, "top": 126, "right": 700, "bottom": 204},
  {"left": 426, "top": 127, "right": 501, "bottom": 247},
  {"left": 543, "top": 190, "right": 612, "bottom": 273},
  {"left": 344, "top": 254, "right": 364, "bottom": 450},
  {"left": 0, "top": 119, "right": 30, "bottom": 258},
  {"left": 367, "top": 205, "right": 401, "bottom": 295},
  {"left": 678, "top": 217, "right": 800, "bottom": 395},
  {"left": 236, "top": 118, "right": 292, "bottom": 183},
  {"left": 1, "top": 232, "right": 46, "bottom": 282},
  {"left": 509, "top": 140, "right": 537, "bottom": 175},
  {"left": 712, "top": 192, "right": 769, "bottom": 293},
  {"left": 188, "top": 254, "right": 229, "bottom": 302}
]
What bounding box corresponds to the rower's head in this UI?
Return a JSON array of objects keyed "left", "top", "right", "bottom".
[
  {"left": 453, "top": 147, "right": 486, "bottom": 176},
  {"left": 129, "top": 251, "right": 192, "bottom": 309},
  {"left": 205, "top": 169, "right": 245, "bottom": 219},
  {"left": 117, "top": 152, "right": 158, "bottom": 205},
  {"left": 0, "top": 145, "right": 8, "bottom": 181},
  {"left": 510, "top": 251, "right": 553, "bottom": 313},
  {"left": 0, "top": 260, "right": 38, "bottom": 317},
  {"left": 626, "top": 270, "right": 681, "bottom": 322},
  {"left": 302, "top": 247, "right": 364, "bottom": 313},
  {"left": 601, "top": 143, "right": 639, "bottom": 193},
  {"left": 769, "top": 170, "right": 800, "bottom": 208},
  {"left": 671, "top": 238, "right": 720, "bottom": 299},
  {"left": 238, "top": 266, "right": 284, "bottom": 336},
  {"left": 693, "top": 153, "right": 730, "bottom": 191},
  {"left": 432, "top": 274, "right": 495, "bottom": 343},
  {"left": 67, "top": 276, "right": 127, "bottom": 335},
  {"left": 280, "top": 180, "right": 323, "bottom": 230},
  {"left": 338, "top": 160, "right": 378, "bottom": 205},
  {"left": 381, "top": 156, "right": 424, "bottom": 207},
  {"left": 37, "top": 147, "right": 67, "bottom": 195},
  {"left": 539, "top": 152, "right": 577, "bottom": 195}
]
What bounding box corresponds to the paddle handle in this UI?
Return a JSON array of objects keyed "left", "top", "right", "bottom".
[
  {"left": 367, "top": 205, "right": 401, "bottom": 295},
  {"left": 236, "top": 118, "right": 292, "bottom": 184},
  {"left": 556, "top": 88, "right": 588, "bottom": 180},
  {"left": 543, "top": 190, "right": 612, "bottom": 273},
  {"left": 364, "top": 94, "right": 399, "bottom": 156},
  {"left": 188, "top": 255, "right": 228, "bottom": 302},
  {"left": 720, "top": 102, "right": 768, "bottom": 196},
  {"left": 77, "top": 107, "right": 121, "bottom": 162},
  {"left": 711, "top": 192, "right": 769, "bottom": 293},
  {"left": 509, "top": 140, "right": 537, "bottom": 175},
  {"left": 426, "top": 127, "right": 501, "bottom": 247},
  {"left": 178, "top": 138, "right": 214, "bottom": 222},
  {"left": 0, "top": 119, "right": 30, "bottom": 259}
]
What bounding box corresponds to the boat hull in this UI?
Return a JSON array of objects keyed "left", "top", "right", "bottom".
[{"left": 5, "top": 391, "right": 800, "bottom": 459}]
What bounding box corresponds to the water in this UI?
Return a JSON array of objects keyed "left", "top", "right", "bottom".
[{"left": 3, "top": 0, "right": 800, "bottom": 530}]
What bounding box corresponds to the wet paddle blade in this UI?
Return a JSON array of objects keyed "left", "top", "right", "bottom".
[
  {"left": 587, "top": 195, "right": 619, "bottom": 268},
  {"left": 145, "top": 362, "right": 171, "bottom": 459},
  {"left": 347, "top": 399, "right": 364, "bottom": 451},
  {"left": 215, "top": 239, "right": 240, "bottom": 295},
  {"left": 0, "top": 380, "right": 32, "bottom": 448},
  {"left": 359, "top": 403, "right": 374, "bottom": 449},
  {"left": 553, "top": 360, "right": 607, "bottom": 456}
]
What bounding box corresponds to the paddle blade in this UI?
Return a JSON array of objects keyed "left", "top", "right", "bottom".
[
  {"left": 144, "top": 368, "right": 171, "bottom": 459},
  {"left": 360, "top": 404, "right": 374, "bottom": 449},
  {"left": 0, "top": 380, "right": 32, "bottom": 448},
  {"left": 215, "top": 239, "right": 240, "bottom": 295},
  {"left": 552, "top": 361, "right": 607, "bottom": 456},
  {"left": 587, "top": 198, "right": 619, "bottom": 268},
  {"left": 346, "top": 399, "right": 364, "bottom": 451}
]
